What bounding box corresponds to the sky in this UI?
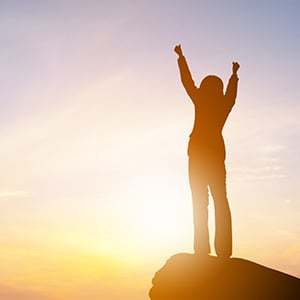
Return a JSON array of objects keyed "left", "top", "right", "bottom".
[{"left": 0, "top": 0, "right": 299, "bottom": 299}]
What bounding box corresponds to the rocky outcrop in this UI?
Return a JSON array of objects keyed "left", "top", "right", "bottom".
[{"left": 149, "top": 253, "right": 300, "bottom": 300}]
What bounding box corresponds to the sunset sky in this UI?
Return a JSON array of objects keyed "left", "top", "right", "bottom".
[{"left": 0, "top": 1, "right": 299, "bottom": 299}]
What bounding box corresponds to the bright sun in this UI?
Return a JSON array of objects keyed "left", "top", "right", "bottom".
[
  {"left": 121, "top": 174, "right": 216, "bottom": 254},
  {"left": 122, "top": 175, "right": 192, "bottom": 247}
]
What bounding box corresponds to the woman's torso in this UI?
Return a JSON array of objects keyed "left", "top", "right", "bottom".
[{"left": 188, "top": 100, "right": 229, "bottom": 160}]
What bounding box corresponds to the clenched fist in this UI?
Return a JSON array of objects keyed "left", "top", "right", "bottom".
[
  {"left": 174, "top": 44, "right": 183, "bottom": 57},
  {"left": 232, "top": 62, "right": 240, "bottom": 74}
]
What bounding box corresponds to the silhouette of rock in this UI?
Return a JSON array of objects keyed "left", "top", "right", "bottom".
[{"left": 149, "top": 253, "right": 300, "bottom": 300}]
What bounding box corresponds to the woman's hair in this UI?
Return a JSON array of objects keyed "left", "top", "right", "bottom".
[{"left": 199, "top": 75, "right": 224, "bottom": 98}]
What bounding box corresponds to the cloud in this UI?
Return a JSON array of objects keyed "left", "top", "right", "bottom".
[
  {"left": 260, "top": 144, "right": 286, "bottom": 154},
  {"left": 0, "top": 190, "right": 29, "bottom": 199},
  {"left": 0, "top": 284, "right": 52, "bottom": 300}
]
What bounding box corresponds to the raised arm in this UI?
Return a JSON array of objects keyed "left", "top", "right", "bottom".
[
  {"left": 174, "top": 44, "right": 197, "bottom": 101},
  {"left": 225, "top": 62, "right": 240, "bottom": 109}
]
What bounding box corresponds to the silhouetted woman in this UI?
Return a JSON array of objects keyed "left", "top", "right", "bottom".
[{"left": 174, "top": 44, "right": 239, "bottom": 258}]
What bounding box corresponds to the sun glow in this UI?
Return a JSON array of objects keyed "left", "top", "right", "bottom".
[{"left": 121, "top": 175, "right": 193, "bottom": 250}]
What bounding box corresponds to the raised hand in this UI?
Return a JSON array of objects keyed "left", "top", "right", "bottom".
[
  {"left": 174, "top": 44, "right": 183, "bottom": 57},
  {"left": 232, "top": 62, "right": 240, "bottom": 74}
]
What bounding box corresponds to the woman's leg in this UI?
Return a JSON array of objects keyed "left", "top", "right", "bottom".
[
  {"left": 209, "top": 160, "right": 232, "bottom": 258},
  {"left": 188, "top": 156, "right": 210, "bottom": 255}
]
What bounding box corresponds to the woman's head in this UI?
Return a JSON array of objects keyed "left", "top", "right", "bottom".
[{"left": 199, "top": 75, "right": 224, "bottom": 99}]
